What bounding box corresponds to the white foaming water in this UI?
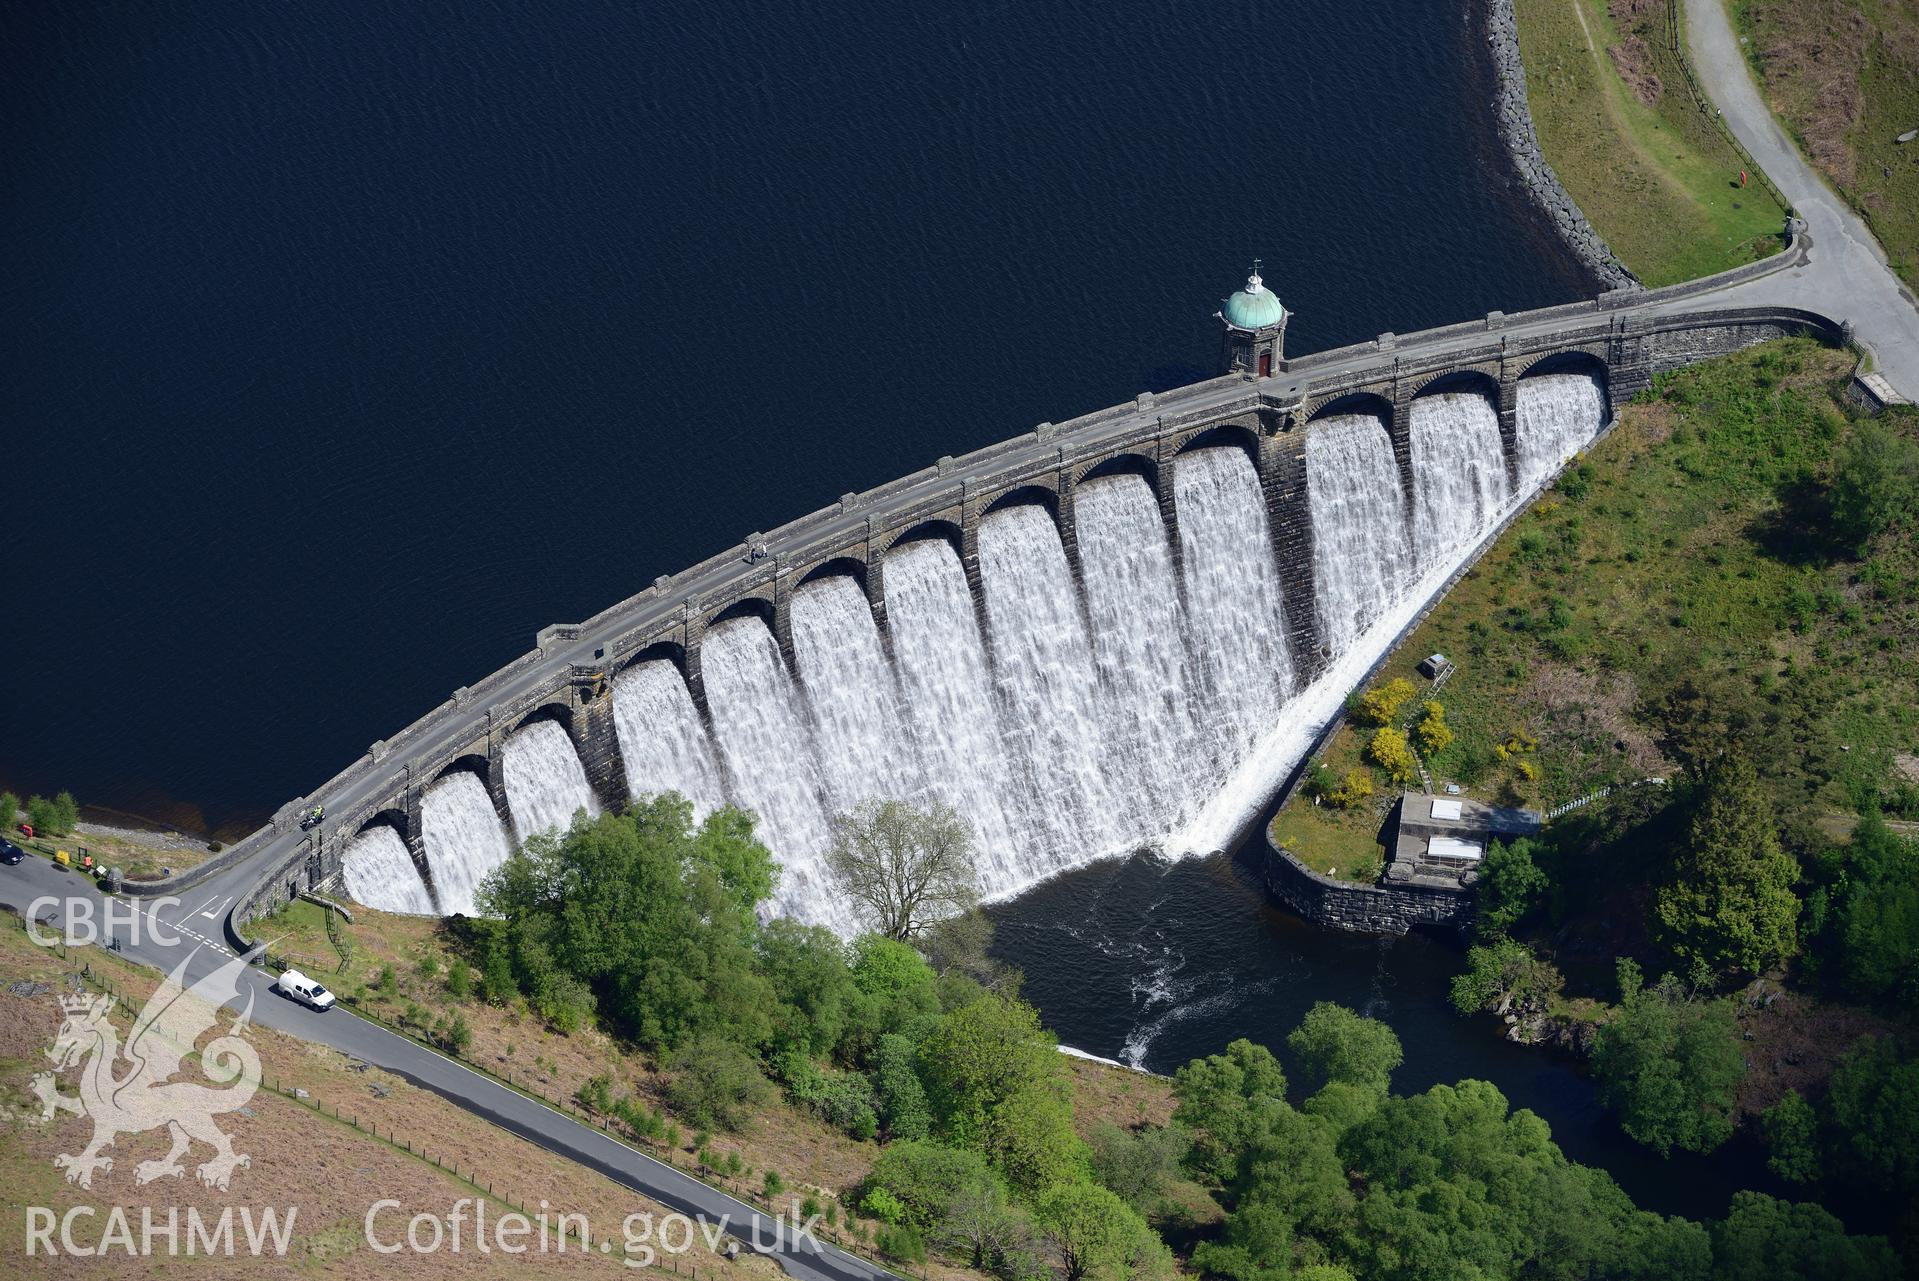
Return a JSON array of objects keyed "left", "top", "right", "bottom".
[
  {"left": 790, "top": 574, "right": 927, "bottom": 818},
  {"left": 613, "top": 659, "right": 731, "bottom": 818},
  {"left": 978, "top": 502, "right": 1126, "bottom": 862},
  {"left": 341, "top": 825, "right": 436, "bottom": 915},
  {"left": 883, "top": 537, "right": 1023, "bottom": 886},
  {"left": 503, "top": 718, "right": 601, "bottom": 843},
  {"left": 421, "top": 770, "right": 513, "bottom": 917},
  {"left": 1075, "top": 473, "right": 1200, "bottom": 830},
  {"left": 1172, "top": 385, "right": 1604, "bottom": 859},
  {"left": 1307, "top": 413, "right": 1413, "bottom": 656},
  {"left": 700, "top": 616, "right": 839, "bottom": 921},
  {"left": 1175, "top": 447, "right": 1292, "bottom": 763},
  {"left": 1410, "top": 392, "right": 1512, "bottom": 572},
  {"left": 1516, "top": 372, "right": 1608, "bottom": 491}
]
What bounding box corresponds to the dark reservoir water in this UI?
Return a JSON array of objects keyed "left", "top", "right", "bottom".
[
  {"left": 989, "top": 847, "right": 1801, "bottom": 1225},
  {"left": 1, "top": 0, "right": 1591, "bottom": 832}
]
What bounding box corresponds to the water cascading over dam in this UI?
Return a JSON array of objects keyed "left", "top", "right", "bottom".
[
  {"left": 1516, "top": 373, "right": 1610, "bottom": 491},
  {"left": 613, "top": 658, "right": 730, "bottom": 819},
  {"left": 421, "top": 771, "right": 512, "bottom": 917},
  {"left": 341, "top": 825, "right": 435, "bottom": 915},
  {"left": 1307, "top": 414, "right": 1413, "bottom": 657},
  {"left": 366, "top": 372, "right": 1609, "bottom": 931},
  {"left": 503, "top": 719, "right": 601, "bottom": 843}
]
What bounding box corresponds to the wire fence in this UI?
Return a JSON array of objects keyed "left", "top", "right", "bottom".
[{"left": 1664, "top": 0, "right": 1793, "bottom": 217}]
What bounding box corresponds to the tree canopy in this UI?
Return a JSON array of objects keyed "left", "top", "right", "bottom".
[
  {"left": 1655, "top": 752, "right": 1800, "bottom": 977},
  {"left": 826, "top": 798, "right": 981, "bottom": 940}
]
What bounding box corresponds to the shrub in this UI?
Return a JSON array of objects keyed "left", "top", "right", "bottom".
[
  {"left": 0, "top": 792, "right": 15, "bottom": 833},
  {"left": 1365, "top": 727, "right": 1418, "bottom": 785},
  {"left": 1415, "top": 701, "right": 1453, "bottom": 754},
  {"left": 445, "top": 959, "right": 474, "bottom": 1000},
  {"left": 1325, "top": 768, "right": 1375, "bottom": 810},
  {"left": 665, "top": 1036, "right": 773, "bottom": 1131},
  {"left": 577, "top": 1074, "right": 615, "bottom": 1114},
  {"left": 777, "top": 1051, "right": 880, "bottom": 1140},
  {"left": 1763, "top": 1089, "right": 1820, "bottom": 1184},
  {"left": 762, "top": 1170, "right": 785, "bottom": 1199},
  {"left": 1353, "top": 677, "right": 1417, "bottom": 726}
]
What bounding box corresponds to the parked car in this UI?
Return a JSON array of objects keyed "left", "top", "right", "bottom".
[
  {"left": 274, "top": 969, "right": 336, "bottom": 1011},
  {"left": 0, "top": 840, "right": 23, "bottom": 865}
]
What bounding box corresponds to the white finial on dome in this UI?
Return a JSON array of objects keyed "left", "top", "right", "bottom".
[{"left": 1247, "top": 258, "right": 1265, "bottom": 293}]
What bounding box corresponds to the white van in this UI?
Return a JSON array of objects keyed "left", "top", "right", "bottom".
[{"left": 275, "top": 969, "right": 336, "bottom": 1011}]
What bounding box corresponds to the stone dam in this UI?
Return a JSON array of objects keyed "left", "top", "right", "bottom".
[{"left": 129, "top": 245, "right": 1844, "bottom": 941}]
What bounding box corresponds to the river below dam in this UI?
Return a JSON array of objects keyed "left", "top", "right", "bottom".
[{"left": 989, "top": 846, "right": 1802, "bottom": 1226}]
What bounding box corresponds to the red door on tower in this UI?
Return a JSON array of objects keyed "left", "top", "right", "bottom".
[{"left": 1258, "top": 350, "right": 1272, "bottom": 377}]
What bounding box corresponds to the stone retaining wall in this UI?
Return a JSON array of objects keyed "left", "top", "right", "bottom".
[
  {"left": 1485, "top": 0, "right": 1640, "bottom": 291},
  {"left": 1263, "top": 831, "right": 1476, "bottom": 937}
]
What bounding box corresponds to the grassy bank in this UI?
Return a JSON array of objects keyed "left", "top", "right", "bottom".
[
  {"left": 1733, "top": 0, "right": 1919, "bottom": 292},
  {"left": 1514, "top": 0, "right": 1787, "bottom": 284},
  {"left": 1276, "top": 338, "right": 1919, "bottom": 876}
]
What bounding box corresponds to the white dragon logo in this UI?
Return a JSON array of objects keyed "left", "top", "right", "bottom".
[{"left": 30, "top": 948, "right": 262, "bottom": 1190}]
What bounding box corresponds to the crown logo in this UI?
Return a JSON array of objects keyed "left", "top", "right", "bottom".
[{"left": 59, "top": 993, "right": 102, "bottom": 1015}]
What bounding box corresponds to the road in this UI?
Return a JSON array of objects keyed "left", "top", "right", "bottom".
[
  {"left": 1, "top": 855, "right": 893, "bottom": 1281},
  {"left": 1684, "top": 0, "right": 1919, "bottom": 394}
]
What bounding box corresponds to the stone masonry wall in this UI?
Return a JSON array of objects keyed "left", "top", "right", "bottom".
[
  {"left": 1263, "top": 832, "right": 1476, "bottom": 936},
  {"left": 1484, "top": 0, "right": 1640, "bottom": 291}
]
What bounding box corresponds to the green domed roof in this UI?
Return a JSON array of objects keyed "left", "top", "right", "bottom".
[{"left": 1222, "top": 269, "right": 1286, "bottom": 330}]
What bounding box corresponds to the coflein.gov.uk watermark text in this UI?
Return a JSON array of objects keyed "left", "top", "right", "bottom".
[{"left": 27, "top": 1201, "right": 822, "bottom": 1266}]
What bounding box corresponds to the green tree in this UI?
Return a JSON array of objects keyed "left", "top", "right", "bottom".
[
  {"left": 916, "top": 992, "right": 1059, "bottom": 1144},
  {"left": 1591, "top": 961, "right": 1745, "bottom": 1155},
  {"left": 1824, "top": 1034, "right": 1919, "bottom": 1199},
  {"left": 0, "top": 791, "right": 17, "bottom": 833},
  {"left": 983, "top": 1079, "right": 1088, "bottom": 1195},
  {"left": 871, "top": 1032, "right": 932, "bottom": 1141},
  {"left": 476, "top": 797, "right": 780, "bottom": 1050},
  {"left": 1449, "top": 937, "right": 1563, "bottom": 1016},
  {"left": 755, "top": 918, "right": 853, "bottom": 1057},
  {"left": 25, "top": 795, "right": 55, "bottom": 835},
  {"left": 50, "top": 791, "right": 79, "bottom": 835},
  {"left": 664, "top": 1034, "right": 773, "bottom": 1131},
  {"left": 1474, "top": 837, "right": 1548, "bottom": 939},
  {"left": 1829, "top": 418, "right": 1918, "bottom": 554},
  {"left": 862, "top": 1140, "right": 1004, "bottom": 1235},
  {"left": 1823, "top": 815, "right": 1919, "bottom": 1004},
  {"left": 1087, "top": 1122, "right": 1187, "bottom": 1214},
  {"left": 1035, "top": 1182, "right": 1168, "bottom": 1281},
  {"left": 1286, "top": 1002, "right": 1402, "bottom": 1095},
  {"left": 825, "top": 799, "right": 979, "bottom": 941},
  {"left": 1710, "top": 1191, "right": 1898, "bottom": 1280},
  {"left": 1761, "top": 1089, "right": 1820, "bottom": 1184},
  {"left": 1655, "top": 753, "right": 1800, "bottom": 977},
  {"left": 1172, "top": 1038, "right": 1288, "bottom": 1184}
]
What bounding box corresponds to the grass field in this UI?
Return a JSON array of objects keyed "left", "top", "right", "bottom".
[
  {"left": 1514, "top": 0, "right": 1788, "bottom": 284},
  {"left": 1733, "top": 0, "right": 1919, "bottom": 292},
  {"left": 1275, "top": 339, "right": 1919, "bottom": 877}
]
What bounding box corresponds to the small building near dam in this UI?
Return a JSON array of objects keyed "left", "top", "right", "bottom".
[{"left": 1387, "top": 792, "right": 1542, "bottom": 886}]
